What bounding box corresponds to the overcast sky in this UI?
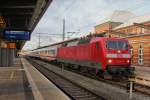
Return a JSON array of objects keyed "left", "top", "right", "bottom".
[{"left": 23, "top": 0, "right": 150, "bottom": 50}]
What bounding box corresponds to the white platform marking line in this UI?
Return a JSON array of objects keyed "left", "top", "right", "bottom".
[{"left": 21, "top": 58, "right": 45, "bottom": 100}]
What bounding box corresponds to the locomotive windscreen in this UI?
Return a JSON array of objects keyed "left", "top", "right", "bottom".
[{"left": 106, "top": 40, "right": 128, "bottom": 50}]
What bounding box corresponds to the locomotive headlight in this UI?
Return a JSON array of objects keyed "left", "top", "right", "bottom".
[
  {"left": 127, "top": 60, "right": 130, "bottom": 63},
  {"left": 108, "top": 59, "right": 112, "bottom": 63},
  {"left": 117, "top": 50, "right": 121, "bottom": 53}
]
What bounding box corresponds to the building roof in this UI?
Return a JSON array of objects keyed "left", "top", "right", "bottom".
[
  {"left": 97, "top": 10, "right": 135, "bottom": 24},
  {"left": 114, "top": 13, "right": 150, "bottom": 30},
  {"left": 122, "top": 33, "right": 150, "bottom": 38}
]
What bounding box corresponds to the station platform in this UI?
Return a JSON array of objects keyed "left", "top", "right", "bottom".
[
  {"left": 0, "top": 58, "right": 32, "bottom": 100},
  {"left": 0, "top": 57, "right": 70, "bottom": 100}
]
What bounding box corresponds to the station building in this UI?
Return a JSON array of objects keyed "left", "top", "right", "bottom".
[{"left": 93, "top": 10, "right": 150, "bottom": 67}]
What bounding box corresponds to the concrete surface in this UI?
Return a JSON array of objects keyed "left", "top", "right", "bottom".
[
  {"left": 0, "top": 58, "right": 27, "bottom": 100},
  {"left": 21, "top": 58, "right": 70, "bottom": 100}
]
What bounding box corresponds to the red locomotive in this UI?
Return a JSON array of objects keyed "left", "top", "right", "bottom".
[{"left": 29, "top": 37, "right": 134, "bottom": 78}]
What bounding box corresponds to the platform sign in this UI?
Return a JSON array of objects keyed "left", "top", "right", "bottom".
[{"left": 4, "top": 31, "right": 30, "bottom": 40}]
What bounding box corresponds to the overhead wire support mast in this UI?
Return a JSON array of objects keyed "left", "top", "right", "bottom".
[{"left": 62, "top": 19, "right": 65, "bottom": 41}]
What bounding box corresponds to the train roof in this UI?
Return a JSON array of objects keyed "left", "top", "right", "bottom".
[
  {"left": 32, "top": 36, "right": 128, "bottom": 51},
  {"left": 32, "top": 38, "right": 78, "bottom": 50}
]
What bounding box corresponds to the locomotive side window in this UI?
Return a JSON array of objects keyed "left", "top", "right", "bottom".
[
  {"left": 95, "top": 42, "right": 99, "bottom": 49},
  {"left": 106, "top": 40, "right": 128, "bottom": 50}
]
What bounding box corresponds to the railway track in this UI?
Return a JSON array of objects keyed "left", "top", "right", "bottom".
[
  {"left": 67, "top": 65, "right": 150, "bottom": 97},
  {"left": 27, "top": 58, "right": 105, "bottom": 100},
  {"left": 27, "top": 57, "right": 150, "bottom": 98},
  {"left": 70, "top": 68, "right": 150, "bottom": 96}
]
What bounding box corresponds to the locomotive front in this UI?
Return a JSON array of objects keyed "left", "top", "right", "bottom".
[{"left": 104, "top": 38, "right": 134, "bottom": 77}]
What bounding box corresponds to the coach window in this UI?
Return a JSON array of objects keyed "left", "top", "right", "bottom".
[
  {"left": 48, "top": 50, "right": 51, "bottom": 55},
  {"left": 138, "top": 45, "right": 143, "bottom": 65}
]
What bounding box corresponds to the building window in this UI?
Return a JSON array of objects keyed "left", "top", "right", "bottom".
[
  {"left": 141, "top": 28, "right": 145, "bottom": 33},
  {"left": 138, "top": 45, "right": 143, "bottom": 65}
]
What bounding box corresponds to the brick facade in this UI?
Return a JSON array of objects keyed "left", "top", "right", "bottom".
[{"left": 127, "top": 34, "right": 150, "bottom": 67}]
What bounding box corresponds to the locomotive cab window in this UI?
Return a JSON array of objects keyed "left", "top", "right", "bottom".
[{"left": 106, "top": 40, "right": 128, "bottom": 50}]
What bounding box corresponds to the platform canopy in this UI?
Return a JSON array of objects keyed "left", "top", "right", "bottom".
[{"left": 0, "top": 0, "right": 52, "bottom": 49}]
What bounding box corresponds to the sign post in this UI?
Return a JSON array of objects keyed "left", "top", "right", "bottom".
[
  {"left": 61, "top": 64, "right": 64, "bottom": 73},
  {"left": 129, "top": 81, "right": 133, "bottom": 99},
  {"left": 127, "top": 79, "right": 135, "bottom": 99}
]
